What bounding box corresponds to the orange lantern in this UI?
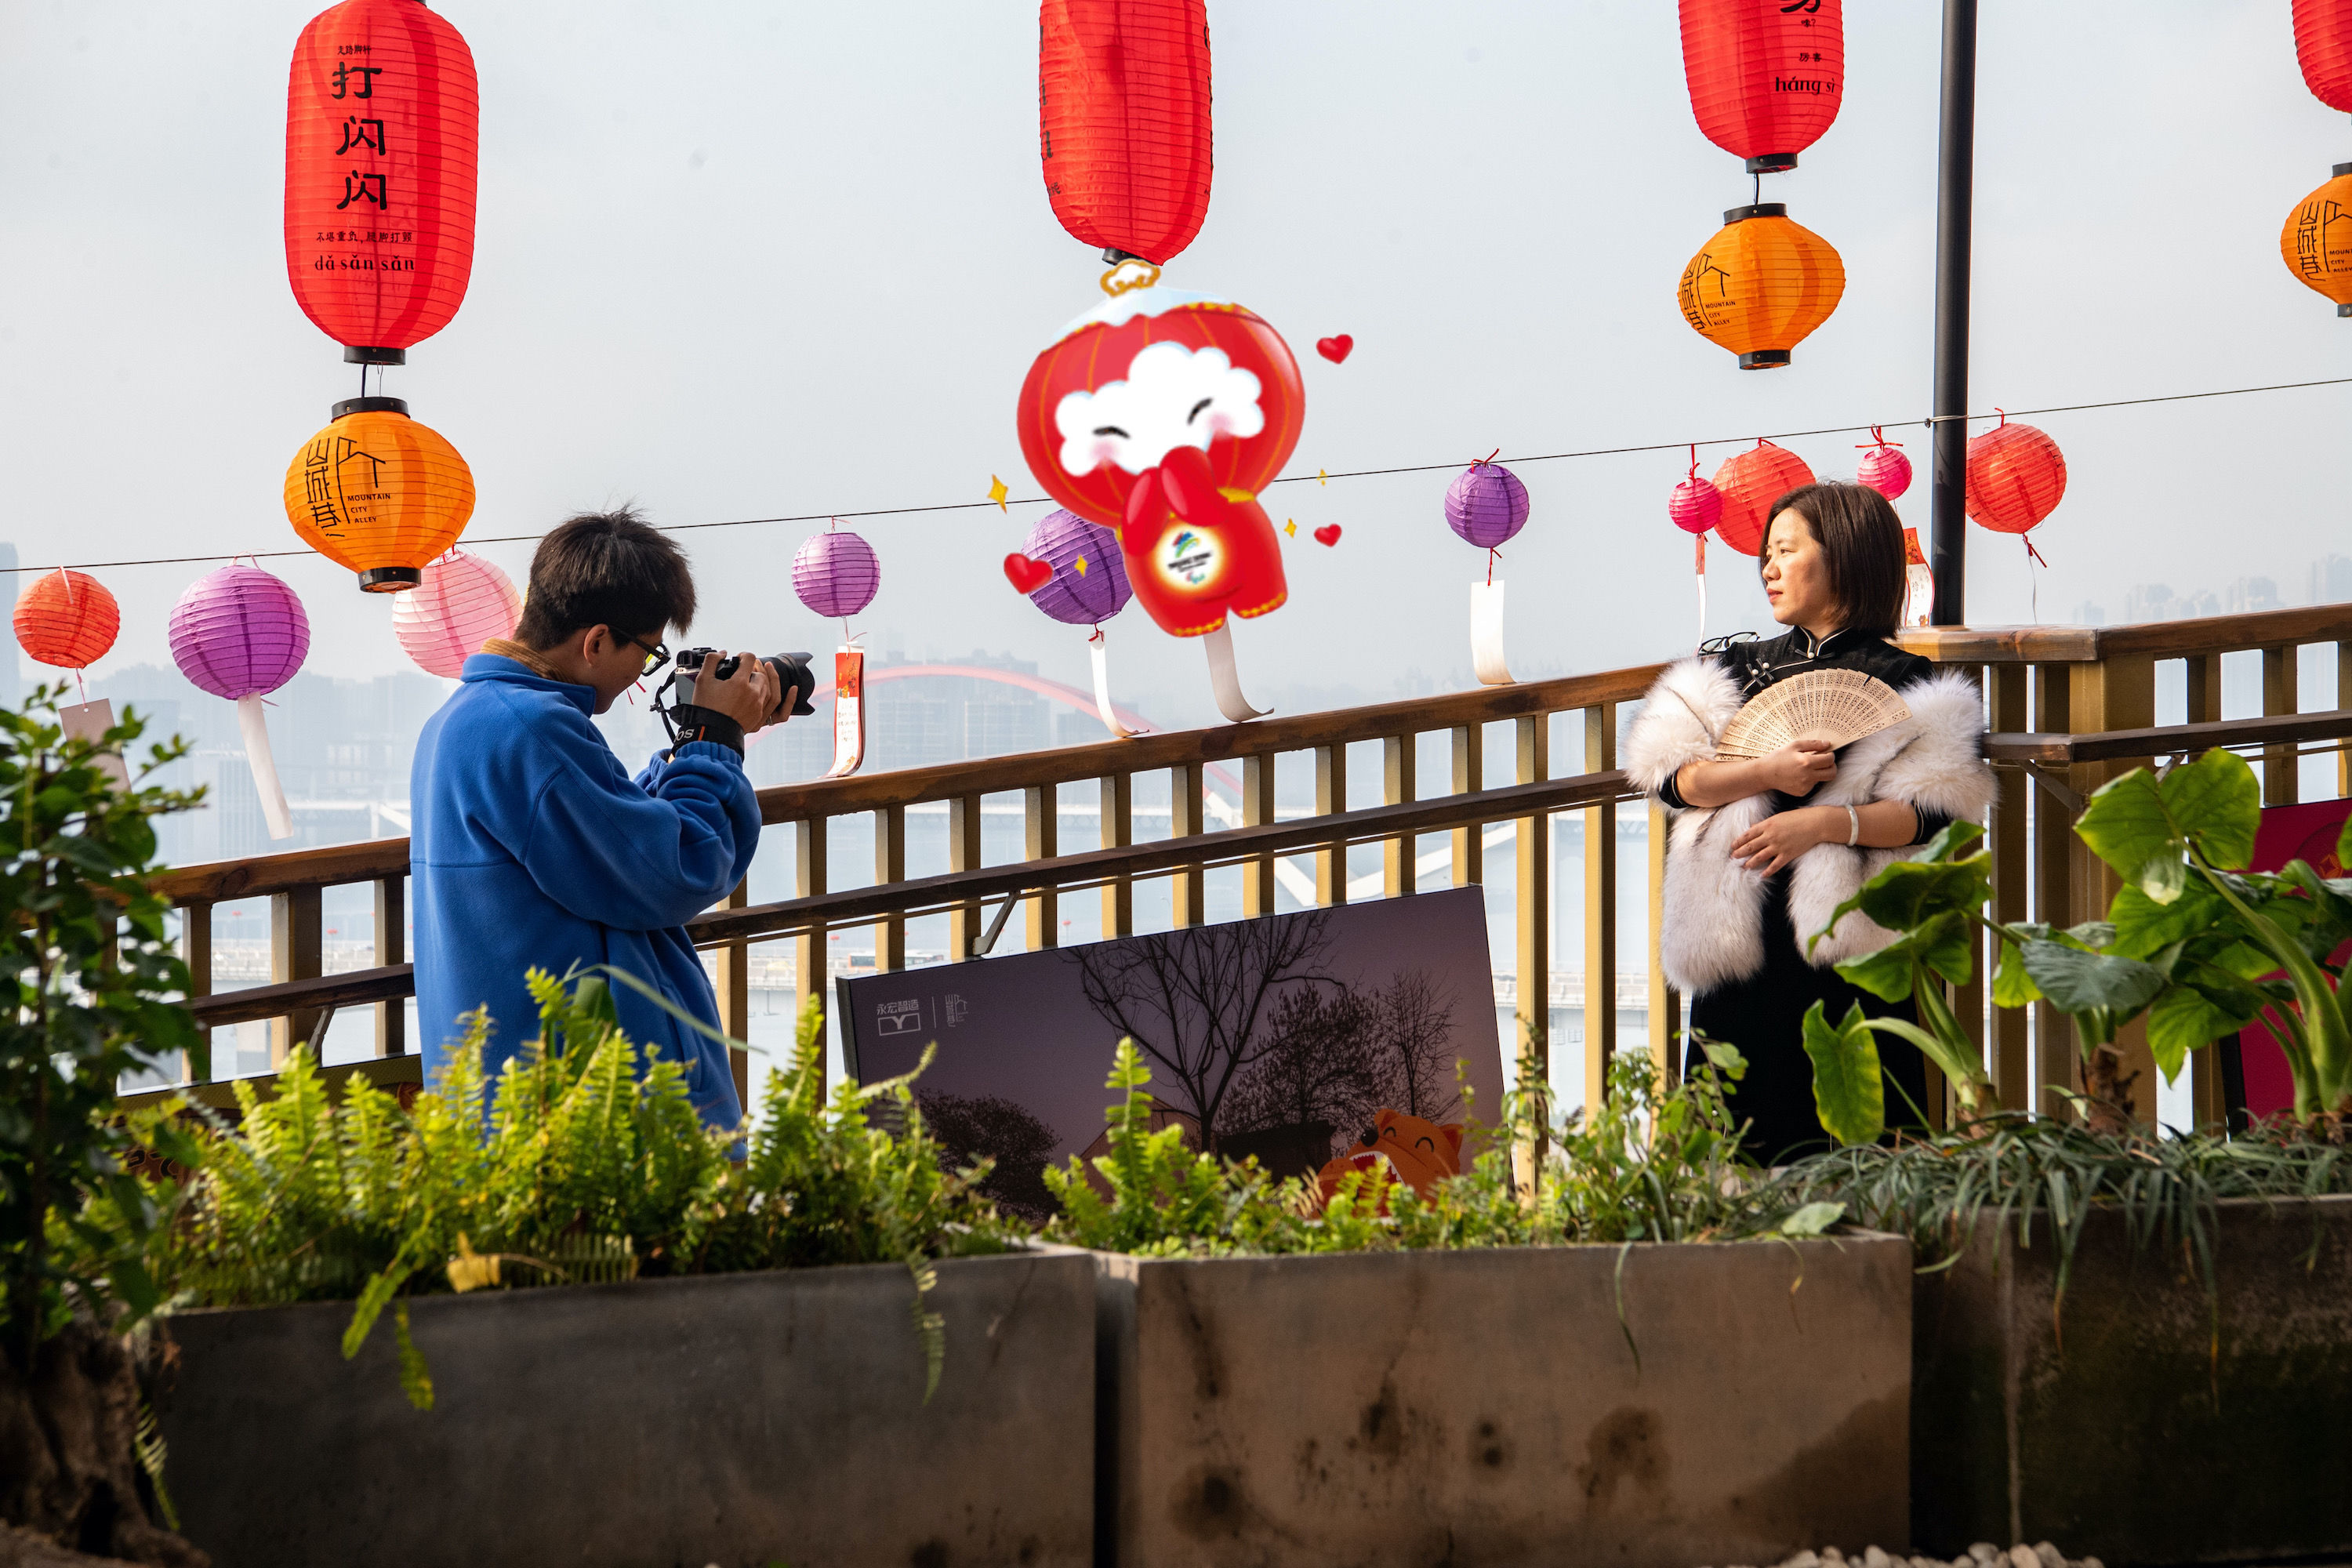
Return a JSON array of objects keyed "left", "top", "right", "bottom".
[
  {"left": 285, "top": 0, "right": 480, "bottom": 363},
  {"left": 1964, "top": 416, "right": 2066, "bottom": 536},
  {"left": 1678, "top": 203, "right": 1846, "bottom": 368},
  {"left": 2282, "top": 165, "right": 2352, "bottom": 316},
  {"left": 1711, "top": 440, "right": 1815, "bottom": 554},
  {"left": 14, "top": 569, "right": 120, "bottom": 670},
  {"left": 282, "top": 396, "right": 474, "bottom": 591}
]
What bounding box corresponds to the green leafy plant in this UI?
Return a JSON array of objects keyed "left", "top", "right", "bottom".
[
  {"left": 0, "top": 686, "right": 202, "bottom": 1367},
  {"left": 132, "top": 978, "right": 1007, "bottom": 1409}
]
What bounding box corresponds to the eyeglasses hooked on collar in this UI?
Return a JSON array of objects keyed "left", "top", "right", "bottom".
[{"left": 619, "top": 633, "right": 670, "bottom": 677}]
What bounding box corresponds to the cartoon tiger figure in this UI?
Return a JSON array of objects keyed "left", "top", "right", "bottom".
[{"left": 1313, "top": 1108, "right": 1466, "bottom": 1210}]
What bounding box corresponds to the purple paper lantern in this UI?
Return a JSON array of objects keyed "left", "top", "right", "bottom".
[
  {"left": 793, "top": 529, "right": 880, "bottom": 619},
  {"left": 168, "top": 564, "right": 310, "bottom": 698},
  {"left": 1444, "top": 462, "right": 1530, "bottom": 549},
  {"left": 1022, "top": 510, "right": 1131, "bottom": 626}
]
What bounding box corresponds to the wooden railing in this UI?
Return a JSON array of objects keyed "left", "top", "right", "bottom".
[{"left": 127, "top": 602, "right": 2352, "bottom": 1129}]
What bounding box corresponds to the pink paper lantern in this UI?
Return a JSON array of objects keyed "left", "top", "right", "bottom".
[
  {"left": 793, "top": 528, "right": 880, "bottom": 619},
  {"left": 1857, "top": 433, "right": 1913, "bottom": 500},
  {"left": 169, "top": 564, "right": 310, "bottom": 699},
  {"left": 1668, "top": 476, "right": 1722, "bottom": 535},
  {"left": 392, "top": 548, "right": 521, "bottom": 678}
]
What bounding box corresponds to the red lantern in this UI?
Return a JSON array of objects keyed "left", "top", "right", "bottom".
[
  {"left": 1679, "top": 0, "right": 1845, "bottom": 172},
  {"left": 1856, "top": 428, "right": 1912, "bottom": 499},
  {"left": 1965, "top": 416, "right": 2066, "bottom": 535},
  {"left": 14, "top": 569, "right": 120, "bottom": 671},
  {"left": 1040, "top": 0, "right": 1213, "bottom": 265},
  {"left": 1711, "top": 440, "right": 1816, "bottom": 554},
  {"left": 1016, "top": 278, "right": 1303, "bottom": 637},
  {"left": 2296, "top": 0, "right": 2352, "bottom": 111},
  {"left": 285, "top": 0, "right": 479, "bottom": 362}
]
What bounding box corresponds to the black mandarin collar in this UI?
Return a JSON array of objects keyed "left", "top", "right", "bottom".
[{"left": 1709, "top": 626, "right": 1931, "bottom": 698}]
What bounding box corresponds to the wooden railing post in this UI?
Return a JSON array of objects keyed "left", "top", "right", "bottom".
[
  {"left": 947, "top": 794, "right": 983, "bottom": 960},
  {"left": 270, "top": 886, "right": 325, "bottom": 1067},
  {"left": 372, "top": 875, "right": 405, "bottom": 1058},
  {"left": 181, "top": 900, "right": 213, "bottom": 1084},
  {"left": 713, "top": 877, "right": 750, "bottom": 1109},
  {"left": 2032, "top": 664, "right": 2074, "bottom": 1117},
  {"left": 874, "top": 804, "right": 906, "bottom": 971},
  {"left": 1646, "top": 800, "right": 1678, "bottom": 1089},
  {"left": 1313, "top": 746, "right": 1348, "bottom": 906},
  {"left": 1989, "top": 665, "right": 2029, "bottom": 1110},
  {"left": 1100, "top": 774, "right": 1134, "bottom": 936},
  {"left": 1241, "top": 753, "right": 1276, "bottom": 917},
  {"left": 1025, "top": 784, "right": 1058, "bottom": 949},
  {"left": 1951, "top": 666, "right": 1987, "bottom": 1128},
  {"left": 2069, "top": 651, "right": 2158, "bottom": 1121},
  {"left": 1515, "top": 714, "right": 1550, "bottom": 1180},
  {"left": 1582, "top": 702, "right": 1617, "bottom": 1113},
  {"left": 2339, "top": 641, "right": 2352, "bottom": 800},
  {"left": 1383, "top": 733, "right": 1417, "bottom": 897},
  {"left": 793, "top": 818, "right": 828, "bottom": 1044},
  {"left": 2185, "top": 653, "right": 2227, "bottom": 1131},
  {"left": 1172, "top": 764, "right": 1205, "bottom": 927},
  {"left": 2263, "top": 645, "right": 2300, "bottom": 806},
  {"left": 1450, "top": 724, "right": 1483, "bottom": 888}
]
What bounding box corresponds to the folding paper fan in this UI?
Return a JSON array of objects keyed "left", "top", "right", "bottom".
[{"left": 1714, "top": 669, "right": 1911, "bottom": 760}]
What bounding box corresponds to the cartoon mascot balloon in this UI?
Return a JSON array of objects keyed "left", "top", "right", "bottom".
[{"left": 1017, "top": 261, "right": 1305, "bottom": 721}]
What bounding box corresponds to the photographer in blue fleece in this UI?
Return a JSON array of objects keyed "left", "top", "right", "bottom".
[{"left": 410, "top": 509, "right": 782, "bottom": 1128}]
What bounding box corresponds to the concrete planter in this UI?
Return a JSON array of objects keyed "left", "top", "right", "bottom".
[
  {"left": 1092, "top": 1234, "right": 1914, "bottom": 1567},
  {"left": 158, "top": 1248, "right": 1096, "bottom": 1568},
  {"left": 1912, "top": 1192, "right": 2352, "bottom": 1563}
]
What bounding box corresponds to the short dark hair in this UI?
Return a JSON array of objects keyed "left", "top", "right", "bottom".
[
  {"left": 514, "top": 507, "right": 696, "bottom": 650},
  {"left": 1756, "top": 481, "right": 1907, "bottom": 638}
]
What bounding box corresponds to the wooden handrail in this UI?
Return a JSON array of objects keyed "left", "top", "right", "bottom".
[
  {"left": 1896, "top": 603, "right": 2352, "bottom": 665},
  {"left": 1984, "top": 709, "right": 2352, "bottom": 766},
  {"left": 187, "top": 964, "right": 413, "bottom": 1030}
]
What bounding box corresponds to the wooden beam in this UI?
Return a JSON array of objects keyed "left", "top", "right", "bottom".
[
  {"left": 1241, "top": 753, "right": 1276, "bottom": 917},
  {"left": 270, "top": 886, "right": 323, "bottom": 1067},
  {"left": 1099, "top": 774, "right": 1134, "bottom": 936},
  {"left": 1450, "top": 724, "right": 1483, "bottom": 888},
  {"left": 1383, "top": 732, "right": 1416, "bottom": 898},
  {"left": 1582, "top": 703, "right": 1617, "bottom": 1115},
  {"left": 372, "top": 875, "right": 405, "bottom": 1058}
]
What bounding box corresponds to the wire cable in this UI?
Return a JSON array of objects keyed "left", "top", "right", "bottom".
[{"left": 11, "top": 372, "right": 2351, "bottom": 575}]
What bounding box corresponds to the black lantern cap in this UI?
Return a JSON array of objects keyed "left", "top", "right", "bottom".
[
  {"left": 358, "top": 568, "right": 423, "bottom": 593},
  {"left": 331, "top": 396, "right": 409, "bottom": 419},
  {"left": 343, "top": 346, "right": 407, "bottom": 365},
  {"left": 1724, "top": 202, "right": 1788, "bottom": 224},
  {"left": 2335, "top": 162, "right": 2352, "bottom": 177},
  {"left": 1738, "top": 350, "right": 1793, "bottom": 370},
  {"left": 1744, "top": 153, "right": 1798, "bottom": 174}
]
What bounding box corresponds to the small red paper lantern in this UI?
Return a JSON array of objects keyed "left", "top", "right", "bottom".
[
  {"left": 1040, "top": 0, "right": 1213, "bottom": 265},
  {"left": 285, "top": 0, "right": 480, "bottom": 362},
  {"left": 1856, "top": 428, "right": 1912, "bottom": 499},
  {"left": 1964, "top": 416, "right": 2066, "bottom": 535},
  {"left": 1668, "top": 445, "right": 1722, "bottom": 535},
  {"left": 14, "top": 569, "right": 120, "bottom": 671},
  {"left": 2296, "top": 0, "right": 2352, "bottom": 111},
  {"left": 1679, "top": 0, "right": 1845, "bottom": 172},
  {"left": 1711, "top": 440, "right": 1816, "bottom": 554}
]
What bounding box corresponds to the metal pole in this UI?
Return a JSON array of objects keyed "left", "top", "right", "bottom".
[{"left": 1930, "top": 0, "right": 1978, "bottom": 626}]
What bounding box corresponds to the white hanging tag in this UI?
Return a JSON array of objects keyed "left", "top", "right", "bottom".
[
  {"left": 237, "top": 695, "right": 295, "bottom": 840},
  {"left": 823, "top": 646, "right": 866, "bottom": 778},
  {"left": 1088, "top": 633, "right": 1143, "bottom": 739},
  {"left": 59, "top": 699, "right": 129, "bottom": 790},
  {"left": 1203, "top": 622, "right": 1269, "bottom": 724},
  {"left": 1470, "top": 579, "right": 1515, "bottom": 686}
]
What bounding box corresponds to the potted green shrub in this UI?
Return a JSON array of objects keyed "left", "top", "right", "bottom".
[
  {"left": 1784, "top": 748, "right": 2352, "bottom": 1560},
  {"left": 1058, "top": 1040, "right": 1915, "bottom": 1568}
]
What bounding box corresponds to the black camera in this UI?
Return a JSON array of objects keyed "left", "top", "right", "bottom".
[{"left": 669, "top": 647, "right": 818, "bottom": 719}]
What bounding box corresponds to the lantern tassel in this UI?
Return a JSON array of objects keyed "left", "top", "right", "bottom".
[
  {"left": 1088, "top": 630, "right": 1143, "bottom": 739},
  {"left": 237, "top": 695, "right": 295, "bottom": 840},
  {"left": 1202, "top": 623, "right": 1269, "bottom": 724},
  {"left": 1470, "top": 579, "right": 1514, "bottom": 686}
]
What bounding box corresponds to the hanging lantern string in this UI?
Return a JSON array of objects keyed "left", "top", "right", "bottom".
[
  {"left": 1686, "top": 441, "right": 1701, "bottom": 482},
  {"left": 1486, "top": 546, "right": 1500, "bottom": 588},
  {"left": 14, "top": 372, "right": 2352, "bottom": 575},
  {"left": 1857, "top": 424, "right": 1903, "bottom": 451}
]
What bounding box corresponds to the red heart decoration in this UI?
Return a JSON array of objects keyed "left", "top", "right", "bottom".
[
  {"left": 1002, "top": 553, "right": 1054, "bottom": 594},
  {"left": 1316, "top": 335, "right": 1354, "bottom": 364},
  {"left": 1313, "top": 524, "right": 1342, "bottom": 547}
]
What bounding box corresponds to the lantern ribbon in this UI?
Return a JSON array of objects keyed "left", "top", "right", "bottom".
[
  {"left": 1470, "top": 580, "right": 1514, "bottom": 686},
  {"left": 1202, "top": 624, "right": 1269, "bottom": 724},
  {"left": 1695, "top": 534, "right": 1708, "bottom": 646},
  {"left": 236, "top": 695, "right": 295, "bottom": 840},
  {"left": 823, "top": 647, "right": 866, "bottom": 779},
  {"left": 58, "top": 699, "right": 129, "bottom": 792},
  {"left": 1088, "top": 630, "right": 1144, "bottom": 739}
]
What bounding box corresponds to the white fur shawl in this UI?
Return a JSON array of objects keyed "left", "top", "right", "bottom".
[{"left": 1623, "top": 656, "right": 1998, "bottom": 995}]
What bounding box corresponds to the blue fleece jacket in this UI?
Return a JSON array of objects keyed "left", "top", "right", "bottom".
[{"left": 409, "top": 655, "right": 760, "bottom": 1127}]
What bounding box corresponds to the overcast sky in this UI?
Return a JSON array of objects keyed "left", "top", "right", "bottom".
[{"left": 2, "top": 1, "right": 2345, "bottom": 733}]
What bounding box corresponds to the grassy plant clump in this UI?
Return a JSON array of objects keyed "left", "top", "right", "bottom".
[
  {"left": 1046, "top": 1036, "right": 1783, "bottom": 1258},
  {"left": 1758, "top": 1112, "right": 2352, "bottom": 1301},
  {"left": 117, "top": 977, "right": 1011, "bottom": 1406}
]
